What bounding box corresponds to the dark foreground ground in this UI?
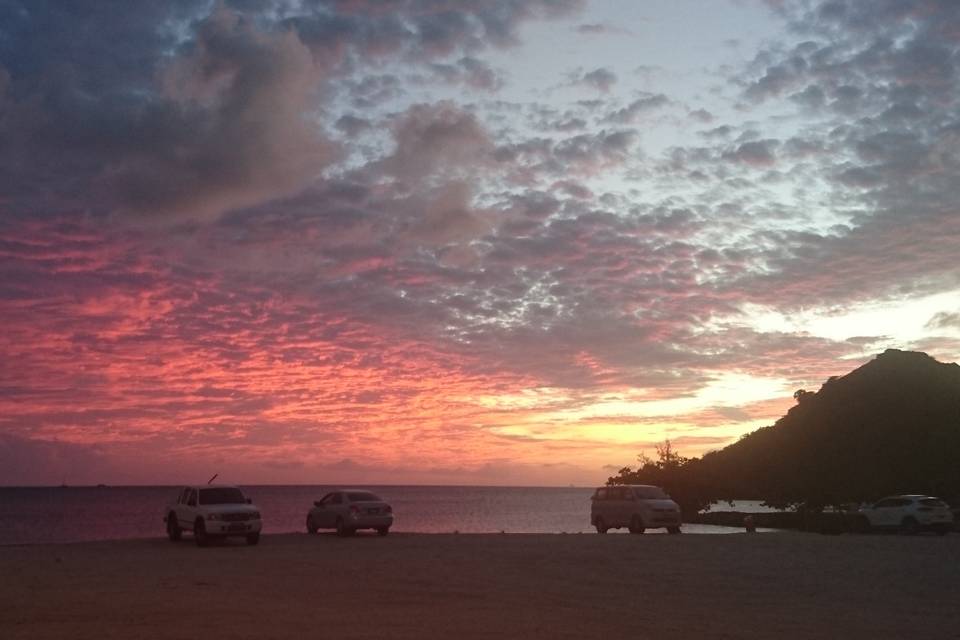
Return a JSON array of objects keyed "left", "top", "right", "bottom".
[{"left": 2, "top": 531, "right": 959, "bottom": 639}]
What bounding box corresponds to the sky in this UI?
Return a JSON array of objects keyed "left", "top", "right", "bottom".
[{"left": 1, "top": 0, "right": 959, "bottom": 487}]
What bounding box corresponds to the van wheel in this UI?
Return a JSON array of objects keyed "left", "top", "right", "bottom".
[
  {"left": 166, "top": 513, "right": 181, "bottom": 541},
  {"left": 667, "top": 526, "right": 681, "bottom": 535},
  {"left": 595, "top": 517, "right": 608, "bottom": 534},
  {"left": 629, "top": 517, "right": 645, "bottom": 534}
]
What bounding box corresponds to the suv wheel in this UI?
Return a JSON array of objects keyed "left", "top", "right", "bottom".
[
  {"left": 628, "top": 516, "right": 645, "bottom": 534},
  {"left": 667, "top": 526, "right": 681, "bottom": 535},
  {"left": 194, "top": 519, "right": 209, "bottom": 547},
  {"left": 595, "top": 517, "right": 608, "bottom": 534},
  {"left": 900, "top": 517, "right": 919, "bottom": 535},
  {"left": 246, "top": 532, "right": 260, "bottom": 545},
  {"left": 336, "top": 517, "right": 353, "bottom": 537},
  {"left": 377, "top": 526, "right": 390, "bottom": 536},
  {"left": 166, "top": 513, "right": 181, "bottom": 541}
]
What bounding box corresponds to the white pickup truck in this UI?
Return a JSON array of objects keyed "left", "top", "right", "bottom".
[{"left": 164, "top": 485, "right": 262, "bottom": 546}]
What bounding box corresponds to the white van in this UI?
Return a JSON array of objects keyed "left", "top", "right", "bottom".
[{"left": 590, "top": 485, "right": 682, "bottom": 534}]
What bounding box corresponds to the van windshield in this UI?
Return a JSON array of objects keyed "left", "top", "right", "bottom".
[{"left": 633, "top": 487, "right": 669, "bottom": 499}]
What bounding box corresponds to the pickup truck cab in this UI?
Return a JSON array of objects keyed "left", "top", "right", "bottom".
[{"left": 164, "top": 485, "right": 262, "bottom": 546}]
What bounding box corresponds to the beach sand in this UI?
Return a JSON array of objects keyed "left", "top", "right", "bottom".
[{"left": 2, "top": 531, "right": 958, "bottom": 639}]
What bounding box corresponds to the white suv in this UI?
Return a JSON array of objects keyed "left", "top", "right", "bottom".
[
  {"left": 857, "top": 495, "right": 953, "bottom": 535},
  {"left": 165, "top": 485, "right": 263, "bottom": 546},
  {"left": 591, "top": 485, "right": 682, "bottom": 534}
]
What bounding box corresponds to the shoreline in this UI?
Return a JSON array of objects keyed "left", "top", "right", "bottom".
[{"left": 3, "top": 532, "right": 958, "bottom": 639}]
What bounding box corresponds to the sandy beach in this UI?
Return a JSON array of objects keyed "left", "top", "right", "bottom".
[{"left": 2, "top": 531, "right": 958, "bottom": 639}]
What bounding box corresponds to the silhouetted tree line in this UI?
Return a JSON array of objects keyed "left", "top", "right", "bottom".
[{"left": 608, "top": 350, "right": 960, "bottom": 513}]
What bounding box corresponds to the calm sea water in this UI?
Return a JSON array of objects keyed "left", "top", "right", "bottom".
[{"left": 0, "top": 485, "right": 769, "bottom": 545}]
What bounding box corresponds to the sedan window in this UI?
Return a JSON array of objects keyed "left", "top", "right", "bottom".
[{"left": 347, "top": 491, "right": 381, "bottom": 502}]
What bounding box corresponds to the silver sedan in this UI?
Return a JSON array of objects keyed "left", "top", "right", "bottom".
[{"left": 306, "top": 490, "right": 394, "bottom": 536}]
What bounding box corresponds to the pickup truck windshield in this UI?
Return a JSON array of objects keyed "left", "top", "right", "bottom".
[{"left": 199, "top": 488, "right": 246, "bottom": 505}]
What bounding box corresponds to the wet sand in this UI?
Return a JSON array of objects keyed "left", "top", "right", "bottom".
[{"left": 2, "top": 531, "right": 958, "bottom": 639}]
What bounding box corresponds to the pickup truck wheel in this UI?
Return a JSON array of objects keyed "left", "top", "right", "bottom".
[
  {"left": 628, "top": 516, "right": 645, "bottom": 534},
  {"left": 595, "top": 517, "right": 608, "bottom": 534},
  {"left": 377, "top": 527, "right": 390, "bottom": 536},
  {"left": 306, "top": 515, "right": 318, "bottom": 535},
  {"left": 246, "top": 533, "right": 260, "bottom": 545},
  {"left": 166, "top": 513, "right": 182, "bottom": 541},
  {"left": 194, "top": 519, "right": 209, "bottom": 547},
  {"left": 336, "top": 517, "right": 352, "bottom": 537}
]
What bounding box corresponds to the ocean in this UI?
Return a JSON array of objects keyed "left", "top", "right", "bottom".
[{"left": 0, "top": 485, "right": 772, "bottom": 545}]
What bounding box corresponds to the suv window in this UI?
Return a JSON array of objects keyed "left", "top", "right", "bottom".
[
  {"left": 874, "top": 498, "right": 899, "bottom": 508},
  {"left": 919, "top": 498, "right": 947, "bottom": 507},
  {"left": 331, "top": 493, "right": 343, "bottom": 505}
]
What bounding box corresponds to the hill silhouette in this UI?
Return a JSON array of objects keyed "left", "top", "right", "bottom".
[{"left": 609, "top": 350, "right": 960, "bottom": 512}]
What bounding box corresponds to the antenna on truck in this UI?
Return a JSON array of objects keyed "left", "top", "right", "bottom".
[{"left": 207, "top": 473, "right": 218, "bottom": 485}]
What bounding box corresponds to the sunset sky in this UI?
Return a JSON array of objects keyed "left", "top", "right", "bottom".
[{"left": 1, "top": 0, "right": 959, "bottom": 486}]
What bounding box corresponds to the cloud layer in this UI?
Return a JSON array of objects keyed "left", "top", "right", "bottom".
[{"left": 1, "top": 0, "right": 959, "bottom": 484}]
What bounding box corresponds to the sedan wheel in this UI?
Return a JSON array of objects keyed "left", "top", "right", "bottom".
[
  {"left": 336, "top": 517, "right": 353, "bottom": 537},
  {"left": 306, "top": 515, "right": 318, "bottom": 535}
]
